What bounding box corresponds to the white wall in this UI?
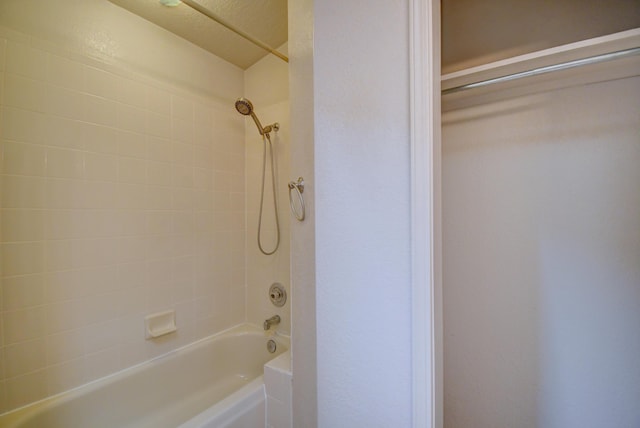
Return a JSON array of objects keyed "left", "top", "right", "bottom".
[
  {"left": 442, "top": 76, "right": 640, "bottom": 427},
  {"left": 244, "top": 45, "right": 291, "bottom": 334},
  {"left": 0, "top": 0, "right": 246, "bottom": 412},
  {"left": 313, "top": 1, "right": 413, "bottom": 426},
  {"left": 288, "top": 0, "right": 318, "bottom": 425}
]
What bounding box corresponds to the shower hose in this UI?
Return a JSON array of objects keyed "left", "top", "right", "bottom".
[{"left": 257, "top": 133, "right": 280, "bottom": 255}]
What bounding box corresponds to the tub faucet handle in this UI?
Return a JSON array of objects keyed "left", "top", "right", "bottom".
[{"left": 264, "top": 315, "right": 281, "bottom": 330}]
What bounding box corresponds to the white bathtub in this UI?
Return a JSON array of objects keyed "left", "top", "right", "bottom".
[{"left": 0, "top": 324, "right": 288, "bottom": 428}]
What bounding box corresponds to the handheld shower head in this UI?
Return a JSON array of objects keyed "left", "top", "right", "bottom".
[
  {"left": 235, "top": 98, "right": 253, "bottom": 116},
  {"left": 235, "top": 97, "right": 278, "bottom": 136}
]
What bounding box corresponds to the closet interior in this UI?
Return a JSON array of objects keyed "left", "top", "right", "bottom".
[{"left": 440, "top": 2, "right": 640, "bottom": 427}]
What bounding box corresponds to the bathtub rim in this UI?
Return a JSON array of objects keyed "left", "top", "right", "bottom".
[
  {"left": 0, "top": 322, "right": 289, "bottom": 421},
  {"left": 177, "top": 375, "right": 266, "bottom": 428}
]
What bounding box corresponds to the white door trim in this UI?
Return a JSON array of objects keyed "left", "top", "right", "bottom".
[{"left": 409, "top": 0, "right": 442, "bottom": 427}]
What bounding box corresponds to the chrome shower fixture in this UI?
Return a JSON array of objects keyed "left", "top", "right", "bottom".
[
  {"left": 235, "top": 98, "right": 279, "bottom": 136},
  {"left": 235, "top": 97, "right": 281, "bottom": 255}
]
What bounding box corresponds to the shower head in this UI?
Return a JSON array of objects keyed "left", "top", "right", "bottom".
[
  {"left": 235, "top": 97, "right": 278, "bottom": 136},
  {"left": 235, "top": 98, "right": 253, "bottom": 116}
]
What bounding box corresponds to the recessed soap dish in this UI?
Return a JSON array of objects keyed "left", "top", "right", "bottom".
[{"left": 145, "top": 310, "right": 177, "bottom": 339}]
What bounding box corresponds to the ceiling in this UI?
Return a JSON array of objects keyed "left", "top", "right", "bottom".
[{"left": 107, "top": 0, "right": 288, "bottom": 69}]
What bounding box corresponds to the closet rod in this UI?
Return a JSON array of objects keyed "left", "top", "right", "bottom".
[{"left": 442, "top": 47, "right": 640, "bottom": 95}]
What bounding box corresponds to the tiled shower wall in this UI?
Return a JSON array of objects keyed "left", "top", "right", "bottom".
[
  {"left": 244, "top": 48, "right": 291, "bottom": 335},
  {"left": 0, "top": 28, "right": 246, "bottom": 412}
]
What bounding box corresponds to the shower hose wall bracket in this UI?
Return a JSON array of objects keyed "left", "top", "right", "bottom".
[{"left": 288, "top": 177, "right": 305, "bottom": 221}]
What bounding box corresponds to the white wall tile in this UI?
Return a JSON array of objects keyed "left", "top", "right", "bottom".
[
  {"left": 0, "top": 33, "right": 249, "bottom": 412},
  {"left": 1, "top": 107, "right": 48, "bottom": 145},
  {"left": 45, "top": 329, "right": 85, "bottom": 365},
  {"left": 83, "top": 181, "right": 117, "bottom": 209},
  {"left": 172, "top": 141, "right": 193, "bottom": 166},
  {"left": 171, "top": 95, "right": 193, "bottom": 121},
  {"left": 118, "top": 210, "right": 147, "bottom": 236},
  {"left": 83, "top": 319, "right": 120, "bottom": 355},
  {"left": 117, "top": 78, "right": 147, "bottom": 109},
  {"left": 84, "top": 210, "right": 119, "bottom": 238},
  {"left": 46, "top": 85, "right": 85, "bottom": 120},
  {"left": 77, "top": 266, "right": 119, "bottom": 296},
  {"left": 84, "top": 152, "right": 117, "bottom": 182},
  {"left": 1, "top": 141, "right": 47, "bottom": 176},
  {"left": 5, "top": 369, "right": 47, "bottom": 410},
  {"left": 146, "top": 87, "right": 171, "bottom": 116},
  {"left": 45, "top": 178, "right": 85, "bottom": 209},
  {"left": 2, "top": 274, "right": 44, "bottom": 311},
  {"left": 3, "top": 73, "right": 47, "bottom": 112},
  {"left": 172, "top": 189, "right": 193, "bottom": 211},
  {"left": 193, "top": 144, "right": 212, "bottom": 170},
  {"left": 2, "top": 242, "right": 44, "bottom": 277},
  {"left": 117, "top": 286, "right": 147, "bottom": 317},
  {"left": 46, "top": 147, "right": 84, "bottom": 179},
  {"left": 82, "top": 123, "right": 118, "bottom": 155},
  {"left": 84, "top": 94, "right": 118, "bottom": 127},
  {"left": 84, "top": 67, "right": 118, "bottom": 100},
  {"left": 45, "top": 270, "right": 79, "bottom": 303},
  {"left": 117, "top": 262, "right": 147, "bottom": 290},
  {"left": 147, "top": 136, "right": 172, "bottom": 163},
  {"left": 173, "top": 211, "right": 193, "bottom": 235},
  {"left": 74, "top": 238, "right": 119, "bottom": 268},
  {"left": 146, "top": 185, "right": 172, "bottom": 210},
  {"left": 44, "top": 210, "right": 87, "bottom": 240},
  {"left": 172, "top": 164, "right": 193, "bottom": 188},
  {"left": 4, "top": 339, "right": 46, "bottom": 378},
  {"left": 146, "top": 235, "right": 173, "bottom": 261},
  {"left": 0, "top": 38, "right": 6, "bottom": 72},
  {"left": 82, "top": 292, "right": 119, "bottom": 325},
  {"left": 172, "top": 117, "right": 193, "bottom": 145},
  {"left": 148, "top": 283, "right": 172, "bottom": 312},
  {"left": 117, "top": 130, "right": 147, "bottom": 159},
  {"left": 117, "top": 104, "right": 146, "bottom": 135},
  {"left": 118, "top": 157, "right": 147, "bottom": 184},
  {"left": 3, "top": 306, "right": 46, "bottom": 345},
  {"left": 117, "top": 236, "right": 147, "bottom": 264},
  {"left": 147, "top": 161, "right": 172, "bottom": 186},
  {"left": 43, "top": 116, "right": 85, "bottom": 150},
  {"left": 146, "top": 111, "right": 172, "bottom": 139},
  {"left": 45, "top": 360, "right": 85, "bottom": 396},
  {"left": 117, "top": 183, "right": 147, "bottom": 210},
  {"left": 194, "top": 168, "right": 213, "bottom": 190},
  {"left": 1, "top": 209, "right": 44, "bottom": 242},
  {"left": 194, "top": 107, "right": 212, "bottom": 145},
  {"left": 44, "top": 240, "right": 73, "bottom": 272},
  {"left": 45, "top": 300, "right": 85, "bottom": 334},
  {"left": 5, "top": 41, "right": 47, "bottom": 80},
  {"left": 47, "top": 54, "right": 84, "bottom": 92}
]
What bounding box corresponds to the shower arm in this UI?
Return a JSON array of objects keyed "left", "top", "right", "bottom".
[
  {"left": 180, "top": 0, "right": 289, "bottom": 63},
  {"left": 250, "top": 112, "right": 279, "bottom": 136}
]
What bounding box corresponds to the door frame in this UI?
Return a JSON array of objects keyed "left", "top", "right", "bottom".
[{"left": 409, "top": 0, "right": 442, "bottom": 427}]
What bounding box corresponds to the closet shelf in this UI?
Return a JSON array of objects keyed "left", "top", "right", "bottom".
[{"left": 441, "top": 28, "right": 640, "bottom": 109}]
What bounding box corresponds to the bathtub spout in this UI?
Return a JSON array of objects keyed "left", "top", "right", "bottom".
[{"left": 264, "top": 315, "right": 281, "bottom": 330}]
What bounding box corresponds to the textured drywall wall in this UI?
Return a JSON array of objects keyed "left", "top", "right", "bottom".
[{"left": 314, "top": 1, "right": 413, "bottom": 426}]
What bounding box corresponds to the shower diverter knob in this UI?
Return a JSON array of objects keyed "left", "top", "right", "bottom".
[{"left": 269, "top": 283, "right": 287, "bottom": 307}]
